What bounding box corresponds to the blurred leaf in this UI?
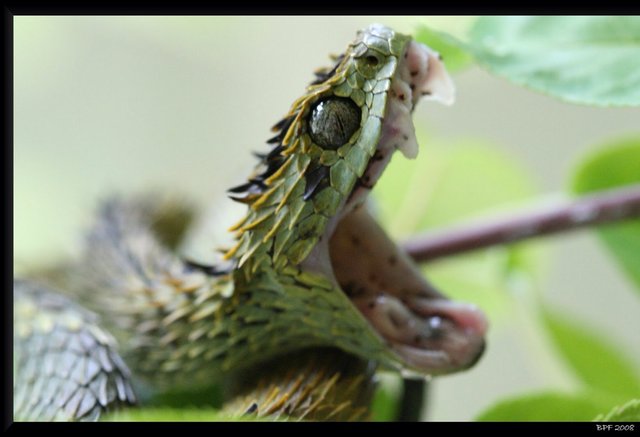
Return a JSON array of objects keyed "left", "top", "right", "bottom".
[
  {"left": 571, "top": 137, "right": 640, "bottom": 290},
  {"left": 106, "top": 407, "right": 237, "bottom": 422},
  {"left": 374, "top": 136, "right": 542, "bottom": 320},
  {"left": 414, "top": 26, "right": 473, "bottom": 73},
  {"left": 542, "top": 307, "right": 640, "bottom": 398},
  {"left": 451, "top": 17, "right": 640, "bottom": 106},
  {"left": 414, "top": 143, "right": 536, "bottom": 230},
  {"left": 370, "top": 374, "right": 402, "bottom": 422},
  {"left": 594, "top": 399, "right": 640, "bottom": 422},
  {"left": 146, "top": 384, "right": 223, "bottom": 408},
  {"left": 370, "top": 389, "right": 397, "bottom": 422},
  {"left": 572, "top": 137, "right": 640, "bottom": 191},
  {"left": 475, "top": 391, "right": 615, "bottom": 421}
]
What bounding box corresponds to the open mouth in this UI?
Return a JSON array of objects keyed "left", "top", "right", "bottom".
[{"left": 302, "top": 41, "right": 488, "bottom": 375}]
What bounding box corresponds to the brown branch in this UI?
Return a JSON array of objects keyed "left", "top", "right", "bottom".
[{"left": 403, "top": 185, "right": 640, "bottom": 263}]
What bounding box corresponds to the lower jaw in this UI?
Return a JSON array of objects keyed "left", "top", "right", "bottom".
[{"left": 328, "top": 203, "right": 488, "bottom": 376}]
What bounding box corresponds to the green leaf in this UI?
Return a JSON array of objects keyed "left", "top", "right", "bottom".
[
  {"left": 542, "top": 306, "right": 640, "bottom": 398},
  {"left": 476, "top": 391, "right": 616, "bottom": 421},
  {"left": 146, "top": 384, "right": 224, "bottom": 408},
  {"left": 462, "top": 17, "right": 640, "bottom": 107},
  {"left": 105, "top": 407, "right": 238, "bottom": 422},
  {"left": 375, "top": 136, "right": 539, "bottom": 238},
  {"left": 414, "top": 26, "right": 473, "bottom": 73},
  {"left": 374, "top": 135, "right": 542, "bottom": 320},
  {"left": 571, "top": 136, "right": 640, "bottom": 290},
  {"left": 370, "top": 373, "right": 402, "bottom": 422},
  {"left": 594, "top": 399, "right": 640, "bottom": 422}
]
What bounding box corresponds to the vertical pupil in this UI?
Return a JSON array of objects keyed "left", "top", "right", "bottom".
[{"left": 309, "top": 98, "right": 361, "bottom": 150}]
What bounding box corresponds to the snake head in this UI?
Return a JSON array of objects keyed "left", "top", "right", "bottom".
[{"left": 225, "top": 24, "right": 486, "bottom": 378}]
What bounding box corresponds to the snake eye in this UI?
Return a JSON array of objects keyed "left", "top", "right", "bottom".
[{"left": 308, "top": 97, "right": 361, "bottom": 150}]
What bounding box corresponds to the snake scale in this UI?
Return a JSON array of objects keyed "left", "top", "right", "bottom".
[{"left": 13, "top": 24, "right": 488, "bottom": 421}]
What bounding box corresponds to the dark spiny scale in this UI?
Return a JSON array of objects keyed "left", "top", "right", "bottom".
[
  {"left": 310, "top": 53, "right": 345, "bottom": 85},
  {"left": 229, "top": 181, "right": 269, "bottom": 202},
  {"left": 313, "top": 66, "right": 331, "bottom": 76},
  {"left": 271, "top": 115, "right": 296, "bottom": 133},
  {"left": 256, "top": 157, "right": 286, "bottom": 181},
  {"left": 266, "top": 144, "right": 285, "bottom": 161},
  {"left": 311, "top": 72, "right": 330, "bottom": 85},
  {"left": 266, "top": 131, "right": 286, "bottom": 145},
  {"left": 228, "top": 177, "right": 268, "bottom": 202},
  {"left": 228, "top": 193, "right": 260, "bottom": 204},
  {"left": 303, "top": 165, "right": 331, "bottom": 201},
  {"left": 184, "top": 258, "right": 232, "bottom": 277},
  {"left": 244, "top": 402, "right": 259, "bottom": 415},
  {"left": 252, "top": 151, "right": 268, "bottom": 161},
  {"left": 248, "top": 178, "right": 268, "bottom": 191},
  {"left": 228, "top": 181, "right": 255, "bottom": 194}
]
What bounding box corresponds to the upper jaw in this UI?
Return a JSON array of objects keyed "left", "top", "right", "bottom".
[
  {"left": 386, "top": 40, "right": 455, "bottom": 160},
  {"left": 337, "top": 40, "right": 458, "bottom": 219}
]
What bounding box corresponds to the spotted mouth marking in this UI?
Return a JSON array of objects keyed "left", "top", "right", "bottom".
[{"left": 308, "top": 40, "right": 487, "bottom": 376}]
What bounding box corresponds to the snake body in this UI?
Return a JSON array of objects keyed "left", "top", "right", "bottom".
[{"left": 14, "top": 24, "right": 487, "bottom": 421}]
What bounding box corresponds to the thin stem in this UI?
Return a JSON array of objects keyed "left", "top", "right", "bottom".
[
  {"left": 403, "top": 185, "right": 640, "bottom": 263},
  {"left": 396, "top": 379, "right": 427, "bottom": 422}
]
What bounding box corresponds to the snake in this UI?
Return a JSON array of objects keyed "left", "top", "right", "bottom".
[{"left": 13, "top": 24, "right": 487, "bottom": 421}]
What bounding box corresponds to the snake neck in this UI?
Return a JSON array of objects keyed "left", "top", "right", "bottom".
[{"left": 60, "top": 196, "right": 387, "bottom": 393}]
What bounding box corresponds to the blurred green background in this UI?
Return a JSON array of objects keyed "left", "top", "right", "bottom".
[{"left": 14, "top": 16, "right": 640, "bottom": 420}]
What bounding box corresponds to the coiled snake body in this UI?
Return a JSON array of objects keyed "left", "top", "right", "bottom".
[{"left": 14, "top": 24, "right": 487, "bottom": 421}]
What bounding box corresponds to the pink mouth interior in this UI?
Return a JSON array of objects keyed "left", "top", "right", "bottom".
[{"left": 329, "top": 206, "right": 487, "bottom": 375}]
